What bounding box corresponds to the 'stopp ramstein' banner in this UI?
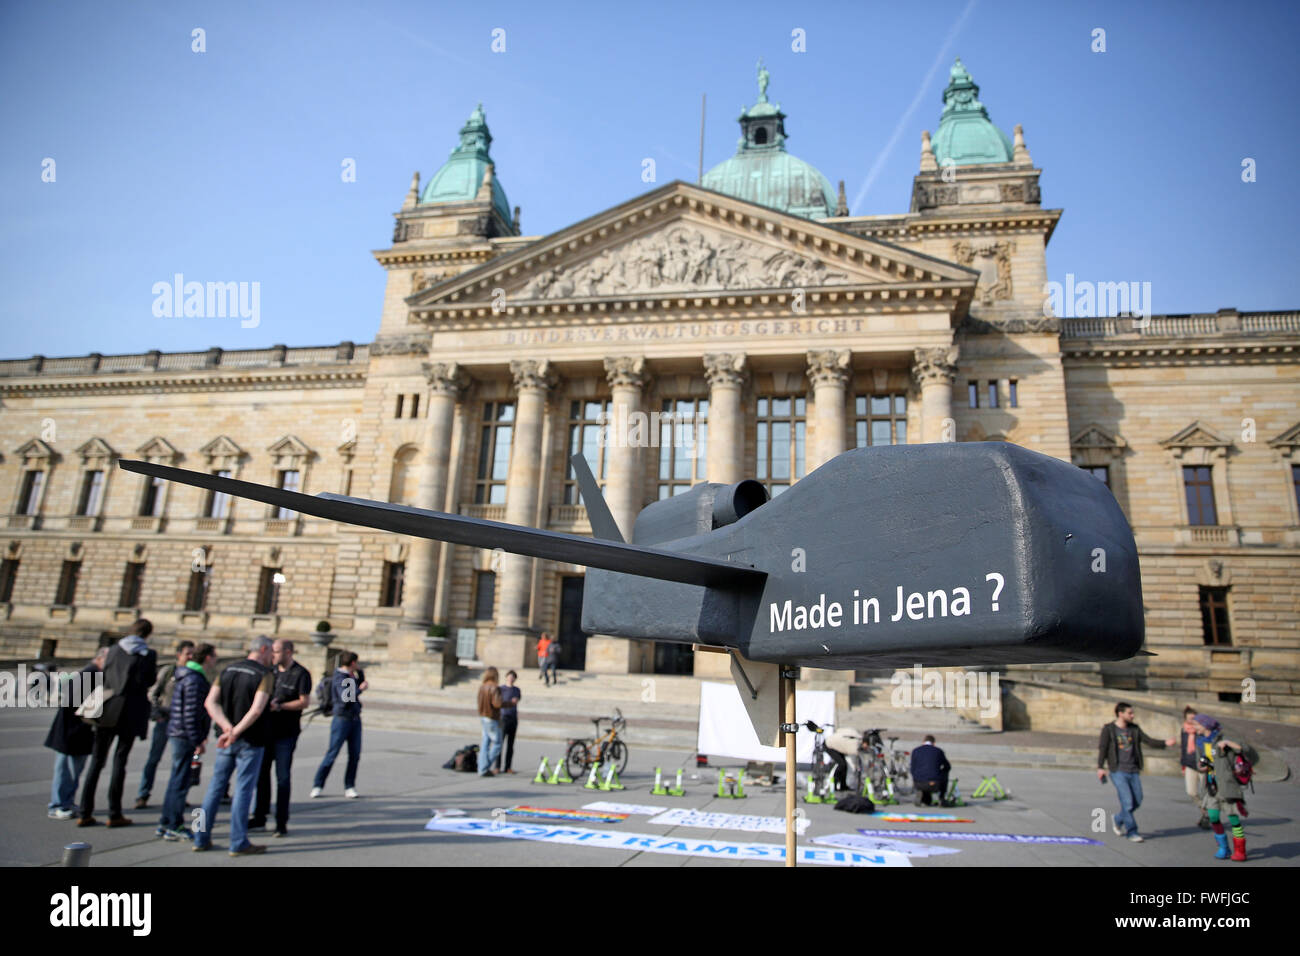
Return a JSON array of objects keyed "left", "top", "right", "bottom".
[
  {"left": 425, "top": 817, "right": 911, "bottom": 867},
  {"left": 645, "top": 807, "right": 811, "bottom": 835},
  {"left": 857, "top": 828, "right": 1104, "bottom": 846}
]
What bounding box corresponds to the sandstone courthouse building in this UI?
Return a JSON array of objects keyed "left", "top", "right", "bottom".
[{"left": 3, "top": 61, "right": 1297, "bottom": 727}]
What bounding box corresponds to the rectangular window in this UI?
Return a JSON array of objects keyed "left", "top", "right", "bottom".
[
  {"left": 184, "top": 569, "right": 209, "bottom": 612},
  {"left": 206, "top": 470, "right": 232, "bottom": 518},
  {"left": 657, "top": 397, "right": 709, "bottom": 499},
  {"left": 1080, "top": 465, "right": 1110, "bottom": 487},
  {"left": 475, "top": 402, "right": 515, "bottom": 504},
  {"left": 565, "top": 400, "right": 610, "bottom": 505},
  {"left": 0, "top": 559, "right": 17, "bottom": 602},
  {"left": 756, "top": 395, "right": 806, "bottom": 497},
  {"left": 395, "top": 394, "right": 405, "bottom": 419},
  {"left": 139, "top": 474, "right": 164, "bottom": 516},
  {"left": 119, "top": 563, "right": 144, "bottom": 609},
  {"left": 275, "top": 469, "right": 300, "bottom": 520},
  {"left": 854, "top": 394, "right": 908, "bottom": 449},
  {"left": 987, "top": 381, "right": 999, "bottom": 409},
  {"left": 381, "top": 561, "right": 405, "bottom": 608},
  {"left": 968, "top": 382, "right": 979, "bottom": 409},
  {"left": 19, "top": 469, "right": 45, "bottom": 515},
  {"left": 1183, "top": 466, "right": 1217, "bottom": 525},
  {"left": 472, "top": 570, "right": 496, "bottom": 620},
  {"left": 1199, "top": 586, "right": 1231, "bottom": 646},
  {"left": 255, "top": 567, "right": 282, "bottom": 615},
  {"left": 55, "top": 560, "right": 79, "bottom": 606},
  {"left": 409, "top": 394, "right": 420, "bottom": 419},
  {"left": 77, "top": 470, "right": 105, "bottom": 516},
  {"left": 1008, "top": 380, "right": 1019, "bottom": 408}
]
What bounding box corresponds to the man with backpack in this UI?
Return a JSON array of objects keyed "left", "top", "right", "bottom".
[
  {"left": 311, "top": 651, "right": 366, "bottom": 798},
  {"left": 1096, "top": 702, "right": 1174, "bottom": 843},
  {"left": 1193, "top": 714, "right": 1258, "bottom": 861}
]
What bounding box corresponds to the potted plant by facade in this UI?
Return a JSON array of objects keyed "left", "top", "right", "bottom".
[
  {"left": 423, "top": 623, "right": 448, "bottom": 654},
  {"left": 312, "top": 620, "right": 334, "bottom": 647}
]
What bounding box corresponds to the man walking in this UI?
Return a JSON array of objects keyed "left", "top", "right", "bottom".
[
  {"left": 79, "top": 620, "right": 157, "bottom": 828},
  {"left": 194, "top": 635, "right": 273, "bottom": 856},
  {"left": 541, "top": 633, "right": 560, "bottom": 687},
  {"left": 311, "top": 651, "right": 366, "bottom": 798},
  {"left": 251, "top": 638, "right": 311, "bottom": 837},
  {"left": 1097, "top": 702, "right": 1174, "bottom": 843},
  {"left": 156, "top": 643, "right": 213, "bottom": 840},
  {"left": 135, "top": 639, "right": 194, "bottom": 809}
]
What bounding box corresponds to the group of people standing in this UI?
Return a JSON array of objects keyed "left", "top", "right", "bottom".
[
  {"left": 43, "top": 621, "right": 369, "bottom": 857},
  {"left": 1098, "top": 701, "right": 1258, "bottom": 860},
  {"left": 473, "top": 632, "right": 561, "bottom": 776}
]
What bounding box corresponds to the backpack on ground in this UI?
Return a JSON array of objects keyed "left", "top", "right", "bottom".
[{"left": 442, "top": 744, "right": 479, "bottom": 772}]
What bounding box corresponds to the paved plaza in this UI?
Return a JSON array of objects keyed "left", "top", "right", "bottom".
[{"left": 3, "top": 704, "right": 1296, "bottom": 868}]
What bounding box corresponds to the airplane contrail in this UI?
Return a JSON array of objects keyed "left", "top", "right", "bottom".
[{"left": 850, "top": 0, "right": 979, "bottom": 214}]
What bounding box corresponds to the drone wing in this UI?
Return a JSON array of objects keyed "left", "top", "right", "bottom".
[{"left": 117, "top": 460, "right": 764, "bottom": 590}]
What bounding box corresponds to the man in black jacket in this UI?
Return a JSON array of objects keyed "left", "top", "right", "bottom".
[
  {"left": 1096, "top": 702, "right": 1175, "bottom": 843},
  {"left": 910, "top": 735, "right": 952, "bottom": 806},
  {"left": 78, "top": 620, "right": 158, "bottom": 827}
]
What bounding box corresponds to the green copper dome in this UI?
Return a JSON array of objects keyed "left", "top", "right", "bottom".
[
  {"left": 420, "top": 103, "right": 511, "bottom": 221},
  {"left": 702, "top": 63, "right": 836, "bottom": 220},
  {"left": 930, "top": 59, "right": 1014, "bottom": 166}
]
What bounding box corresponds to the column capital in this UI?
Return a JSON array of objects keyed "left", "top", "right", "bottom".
[
  {"left": 509, "top": 358, "right": 557, "bottom": 393},
  {"left": 603, "top": 355, "right": 650, "bottom": 390},
  {"left": 805, "top": 349, "right": 852, "bottom": 388},
  {"left": 421, "top": 361, "right": 469, "bottom": 398},
  {"left": 703, "top": 352, "right": 748, "bottom": 389},
  {"left": 912, "top": 345, "right": 960, "bottom": 387}
]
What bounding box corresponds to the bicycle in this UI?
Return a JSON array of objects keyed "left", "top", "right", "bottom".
[
  {"left": 859, "top": 728, "right": 914, "bottom": 800},
  {"left": 803, "top": 719, "right": 835, "bottom": 803},
  {"left": 565, "top": 708, "right": 629, "bottom": 780}
]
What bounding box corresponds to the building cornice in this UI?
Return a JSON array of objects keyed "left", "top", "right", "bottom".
[{"left": 1, "top": 368, "right": 367, "bottom": 397}]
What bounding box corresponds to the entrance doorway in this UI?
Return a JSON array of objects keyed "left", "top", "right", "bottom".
[
  {"left": 653, "top": 642, "right": 694, "bottom": 675},
  {"left": 556, "top": 576, "right": 589, "bottom": 671}
]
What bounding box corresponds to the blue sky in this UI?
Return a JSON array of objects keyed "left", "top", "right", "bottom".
[{"left": 2, "top": 0, "right": 1297, "bottom": 358}]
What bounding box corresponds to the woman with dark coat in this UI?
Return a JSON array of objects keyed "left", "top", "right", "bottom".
[{"left": 44, "top": 647, "right": 108, "bottom": 818}]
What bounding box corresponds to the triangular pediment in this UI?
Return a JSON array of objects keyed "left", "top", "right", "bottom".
[
  {"left": 75, "top": 437, "right": 117, "bottom": 462},
  {"left": 15, "top": 438, "right": 56, "bottom": 461},
  {"left": 1268, "top": 422, "right": 1300, "bottom": 449},
  {"left": 199, "top": 435, "right": 246, "bottom": 460},
  {"left": 1071, "top": 424, "right": 1126, "bottom": 450},
  {"left": 410, "top": 181, "right": 977, "bottom": 309},
  {"left": 267, "top": 435, "right": 314, "bottom": 460},
  {"left": 1160, "top": 421, "right": 1232, "bottom": 449},
  {"left": 135, "top": 436, "right": 181, "bottom": 461}
]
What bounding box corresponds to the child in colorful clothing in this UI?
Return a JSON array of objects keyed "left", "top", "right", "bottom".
[{"left": 1193, "top": 714, "right": 1258, "bottom": 862}]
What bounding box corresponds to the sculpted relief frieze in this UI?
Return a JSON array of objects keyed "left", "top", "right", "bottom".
[{"left": 518, "top": 225, "right": 851, "bottom": 300}]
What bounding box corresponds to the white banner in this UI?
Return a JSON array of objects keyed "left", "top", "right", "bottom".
[
  {"left": 646, "top": 807, "right": 810, "bottom": 836},
  {"left": 425, "top": 816, "right": 910, "bottom": 867},
  {"left": 813, "top": 832, "right": 961, "bottom": 858},
  {"left": 582, "top": 802, "right": 671, "bottom": 816},
  {"left": 697, "top": 681, "right": 835, "bottom": 764}
]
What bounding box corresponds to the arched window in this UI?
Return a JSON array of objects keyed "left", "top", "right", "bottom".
[
  {"left": 754, "top": 127, "right": 768, "bottom": 145},
  {"left": 389, "top": 445, "right": 419, "bottom": 505}
]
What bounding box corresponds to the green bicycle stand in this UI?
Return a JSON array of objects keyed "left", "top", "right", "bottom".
[
  {"left": 717, "top": 768, "right": 745, "bottom": 799},
  {"left": 972, "top": 774, "right": 1009, "bottom": 800},
  {"left": 547, "top": 756, "right": 573, "bottom": 785},
  {"left": 865, "top": 777, "right": 900, "bottom": 806},
  {"left": 532, "top": 757, "right": 551, "bottom": 784},
  {"left": 652, "top": 766, "right": 684, "bottom": 796},
  {"left": 944, "top": 777, "right": 967, "bottom": 807},
  {"left": 583, "top": 761, "right": 603, "bottom": 790},
  {"left": 803, "top": 773, "right": 832, "bottom": 805},
  {"left": 598, "top": 762, "right": 625, "bottom": 791}
]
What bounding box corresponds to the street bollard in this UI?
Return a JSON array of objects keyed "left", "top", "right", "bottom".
[{"left": 62, "top": 842, "right": 91, "bottom": 867}]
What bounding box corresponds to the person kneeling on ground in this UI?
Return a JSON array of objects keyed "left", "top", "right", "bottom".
[{"left": 910, "top": 735, "right": 951, "bottom": 807}]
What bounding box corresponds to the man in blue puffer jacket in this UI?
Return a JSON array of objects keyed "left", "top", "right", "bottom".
[{"left": 156, "top": 643, "right": 215, "bottom": 840}]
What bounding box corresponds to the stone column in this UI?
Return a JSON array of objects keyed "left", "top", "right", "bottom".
[
  {"left": 913, "top": 346, "right": 959, "bottom": 444},
  {"left": 602, "top": 356, "right": 649, "bottom": 539},
  {"left": 703, "top": 352, "right": 748, "bottom": 485},
  {"left": 806, "top": 349, "right": 851, "bottom": 469},
  {"left": 402, "top": 362, "right": 467, "bottom": 630}
]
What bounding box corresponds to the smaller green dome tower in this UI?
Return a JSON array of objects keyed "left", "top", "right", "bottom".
[
  {"left": 702, "top": 62, "right": 837, "bottom": 220},
  {"left": 420, "top": 104, "right": 512, "bottom": 222},
  {"left": 930, "top": 59, "right": 1014, "bottom": 166}
]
